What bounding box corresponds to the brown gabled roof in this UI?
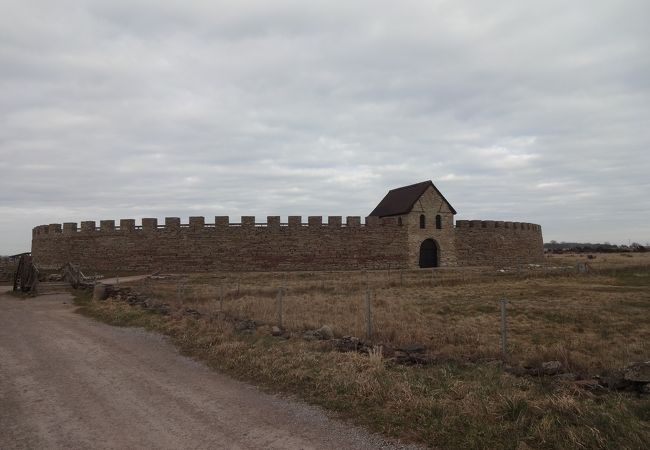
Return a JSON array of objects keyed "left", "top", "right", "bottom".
[{"left": 369, "top": 180, "right": 457, "bottom": 217}]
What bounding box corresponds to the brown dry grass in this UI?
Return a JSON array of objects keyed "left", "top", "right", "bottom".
[
  {"left": 132, "top": 253, "right": 650, "bottom": 373},
  {"left": 74, "top": 253, "right": 650, "bottom": 449}
]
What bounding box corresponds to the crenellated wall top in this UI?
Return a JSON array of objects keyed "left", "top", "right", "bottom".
[
  {"left": 455, "top": 220, "right": 542, "bottom": 232},
  {"left": 32, "top": 215, "right": 403, "bottom": 236}
]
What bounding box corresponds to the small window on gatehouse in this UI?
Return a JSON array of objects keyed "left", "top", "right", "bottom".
[
  {"left": 436, "top": 214, "right": 442, "bottom": 229},
  {"left": 398, "top": 217, "right": 402, "bottom": 226},
  {"left": 419, "top": 214, "right": 425, "bottom": 229}
]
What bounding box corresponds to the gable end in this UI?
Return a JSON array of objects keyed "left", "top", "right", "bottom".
[{"left": 369, "top": 180, "right": 457, "bottom": 217}]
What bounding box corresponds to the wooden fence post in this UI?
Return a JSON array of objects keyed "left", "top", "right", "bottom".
[
  {"left": 277, "top": 287, "right": 284, "bottom": 328},
  {"left": 500, "top": 298, "right": 508, "bottom": 357},
  {"left": 365, "top": 289, "right": 372, "bottom": 340}
]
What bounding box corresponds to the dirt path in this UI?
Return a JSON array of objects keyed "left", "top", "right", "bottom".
[{"left": 0, "top": 290, "right": 418, "bottom": 450}]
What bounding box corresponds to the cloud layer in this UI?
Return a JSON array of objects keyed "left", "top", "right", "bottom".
[{"left": 1, "top": 0, "right": 649, "bottom": 253}]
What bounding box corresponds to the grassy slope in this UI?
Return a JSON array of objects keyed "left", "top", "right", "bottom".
[{"left": 74, "top": 284, "right": 649, "bottom": 450}]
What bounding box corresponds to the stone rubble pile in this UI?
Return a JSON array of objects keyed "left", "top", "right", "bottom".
[
  {"left": 233, "top": 319, "right": 257, "bottom": 333},
  {"left": 506, "top": 360, "right": 650, "bottom": 394},
  {"left": 101, "top": 285, "right": 172, "bottom": 316},
  {"left": 96, "top": 284, "right": 649, "bottom": 393},
  {"left": 333, "top": 336, "right": 372, "bottom": 354},
  {"left": 302, "top": 325, "right": 334, "bottom": 341},
  {"left": 393, "top": 345, "right": 433, "bottom": 365}
]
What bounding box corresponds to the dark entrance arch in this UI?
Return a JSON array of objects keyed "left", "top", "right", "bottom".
[{"left": 419, "top": 239, "right": 439, "bottom": 268}]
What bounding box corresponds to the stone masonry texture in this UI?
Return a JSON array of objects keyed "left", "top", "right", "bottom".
[
  {"left": 32, "top": 217, "right": 409, "bottom": 272},
  {"left": 0, "top": 258, "right": 17, "bottom": 282},
  {"left": 30, "top": 183, "right": 544, "bottom": 272}
]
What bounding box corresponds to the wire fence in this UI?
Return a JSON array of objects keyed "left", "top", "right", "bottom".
[{"left": 124, "top": 262, "right": 650, "bottom": 370}]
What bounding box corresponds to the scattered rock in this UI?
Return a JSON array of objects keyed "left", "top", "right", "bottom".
[
  {"left": 302, "top": 325, "right": 334, "bottom": 341},
  {"left": 105, "top": 285, "right": 171, "bottom": 316},
  {"left": 234, "top": 319, "right": 257, "bottom": 333},
  {"left": 392, "top": 344, "right": 431, "bottom": 365},
  {"left": 397, "top": 344, "right": 426, "bottom": 354},
  {"left": 302, "top": 330, "right": 319, "bottom": 341},
  {"left": 593, "top": 362, "right": 650, "bottom": 393},
  {"left": 271, "top": 326, "right": 283, "bottom": 337},
  {"left": 394, "top": 345, "right": 433, "bottom": 366},
  {"left": 541, "top": 360, "right": 562, "bottom": 375},
  {"left": 316, "top": 325, "right": 334, "bottom": 340},
  {"left": 334, "top": 336, "right": 370, "bottom": 353},
  {"left": 623, "top": 361, "right": 650, "bottom": 384},
  {"left": 555, "top": 372, "right": 578, "bottom": 381}
]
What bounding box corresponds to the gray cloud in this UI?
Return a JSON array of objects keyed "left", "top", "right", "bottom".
[{"left": 1, "top": 0, "right": 649, "bottom": 254}]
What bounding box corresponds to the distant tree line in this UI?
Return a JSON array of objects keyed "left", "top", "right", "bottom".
[{"left": 544, "top": 241, "right": 648, "bottom": 253}]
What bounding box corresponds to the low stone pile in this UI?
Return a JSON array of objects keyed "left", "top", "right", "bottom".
[
  {"left": 99, "top": 284, "right": 172, "bottom": 316},
  {"left": 233, "top": 319, "right": 257, "bottom": 334},
  {"left": 597, "top": 361, "right": 650, "bottom": 393},
  {"left": 393, "top": 345, "right": 433, "bottom": 365},
  {"left": 333, "top": 336, "right": 372, "bottom": 354},
  {"left": 507, "top": 360, "right": 650, "bottom": 394},
  {"left": 302, "top": 325, "right": 334, "bottom": 341}
]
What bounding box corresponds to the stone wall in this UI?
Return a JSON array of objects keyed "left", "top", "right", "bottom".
[
  {"left": 454, "top": 220, "right": 544, "bottom": 267},
  {"left": 400, "top": 185, "right": 457, "bottom": 267},
  {"left": 0, "top": 257, "right": 17, "bottom": 282},
  {"left": 31, "top": 216, "right": 409, "bottom": 273}
]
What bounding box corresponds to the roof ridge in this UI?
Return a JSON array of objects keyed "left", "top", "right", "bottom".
[
  {"left": 388, "top": 180, "right": 431, "bottom": 192},
  {"left": 369, "top": 180, "right": 457, "bottom": 217}
]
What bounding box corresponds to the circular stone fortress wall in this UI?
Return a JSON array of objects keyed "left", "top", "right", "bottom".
[
  {"left": 454, "top": 220, "right": 544, "bottom": 267},
  {"left": 30, "top": 216, "right": 411, "bottom": 273},
  {"left": 30, "top": 216, "right": 544, "bottom": 273}
]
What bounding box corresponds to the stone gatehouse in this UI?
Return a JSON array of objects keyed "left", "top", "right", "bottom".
[{"left": 31, "top": 180, "right": 544, "bottom": 272}]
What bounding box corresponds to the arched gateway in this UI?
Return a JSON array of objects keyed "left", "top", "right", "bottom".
[{"left": 419, "top": 239, "right": 438, "bottom": 268}]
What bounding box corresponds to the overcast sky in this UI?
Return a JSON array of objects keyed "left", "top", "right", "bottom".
[{"left": 1, "top": 0, "right": 649, "bottom": 254}]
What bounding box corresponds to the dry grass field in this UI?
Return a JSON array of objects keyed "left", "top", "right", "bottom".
[
  {"left": 131, "top": 252, "right": 649, "bottom": 373},
  {"left": 77, "top": 252, "right": 650, "bottom": 449}
]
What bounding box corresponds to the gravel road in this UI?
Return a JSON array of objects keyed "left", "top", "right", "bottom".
[{"left": 0, "top": 289, "right": 419, "bottom": 449}]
